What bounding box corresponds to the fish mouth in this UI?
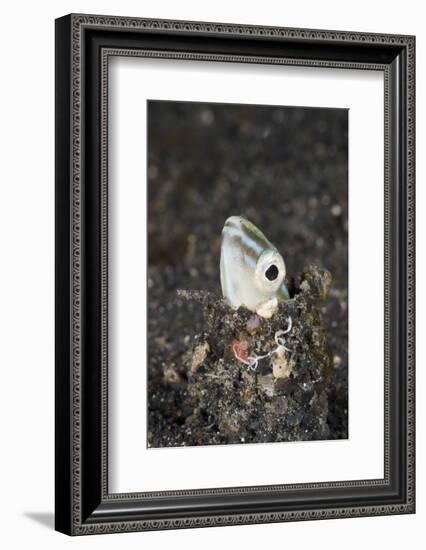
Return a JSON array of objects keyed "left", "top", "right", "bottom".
[
  {"left": 223, "top": 216, "right": 243, "bottom": 231},
  {"left": 222, "top": 216, "right": 245, "bottom": 241}
]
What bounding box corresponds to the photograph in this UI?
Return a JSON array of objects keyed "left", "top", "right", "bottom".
[{"left": 147, "top": 99, "right": 349, "bottom": 448}]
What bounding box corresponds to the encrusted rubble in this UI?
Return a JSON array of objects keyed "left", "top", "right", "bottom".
[{"left": 172, "top": 261, "right": 335, "bottom": 445}]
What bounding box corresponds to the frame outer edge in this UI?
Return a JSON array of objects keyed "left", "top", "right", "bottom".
[
  {"left": 405, "top": 35, "right": 415, "bottom": 513},
  {"left": 55, "top": 14, "right": 73, "bottom": 536}
]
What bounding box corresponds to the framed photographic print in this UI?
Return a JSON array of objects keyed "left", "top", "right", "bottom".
[{"left": 55, "top": 14, "right": 415, "bottom": 535}]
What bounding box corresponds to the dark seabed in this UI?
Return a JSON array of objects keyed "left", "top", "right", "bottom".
[{"left": 147, "top": 100, "right": 348, "bottom": 447}]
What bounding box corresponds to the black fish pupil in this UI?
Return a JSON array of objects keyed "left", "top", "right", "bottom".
[{"left": 265, "top": 264, "right": 279, "bottom": 281}]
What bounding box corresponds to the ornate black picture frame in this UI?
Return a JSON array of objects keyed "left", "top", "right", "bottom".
[{"left": 55, "top": 14, "right": 415, "bottom": 535}]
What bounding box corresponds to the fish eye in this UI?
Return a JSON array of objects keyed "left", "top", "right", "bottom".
[
  {"left": 254, "top": 249, "right": 285, "bottom": 293},
  {"left": 265, "top": 264, "right": 279, "bottom": 281}
]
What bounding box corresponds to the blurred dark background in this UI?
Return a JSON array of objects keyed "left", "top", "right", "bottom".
[{"left": 147, "top": 100, "right": 348, "bottom": 446}]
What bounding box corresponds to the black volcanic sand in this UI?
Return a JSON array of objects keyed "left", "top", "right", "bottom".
[{"left": 147, "top": 100, "right": 348, "bottom": 447}]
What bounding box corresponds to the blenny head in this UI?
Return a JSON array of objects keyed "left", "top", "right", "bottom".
[{"left": 220, "top": 216, "right": 290, "bottom": 313}]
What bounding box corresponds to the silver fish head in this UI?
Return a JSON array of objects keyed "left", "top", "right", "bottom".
[{"left": 220, "top": 216, "right": 290, "bottom": 311}]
